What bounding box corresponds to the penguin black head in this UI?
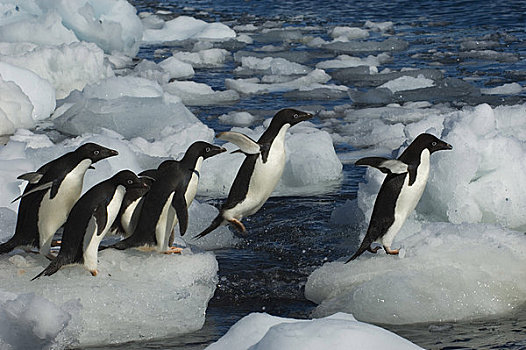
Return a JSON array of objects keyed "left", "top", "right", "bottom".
[
  {"left": 412, "top": 133, "right": 453, "bottom": 154},
  {"left": 183, "top": 141, "right": 227, "bottom": 162},
  {"left": 111, "top": 170, "right": 150, "bottom": 190},
  {"left": 76, "top": 143, "right": 119, "bottom": 163},
  {"left": 270, "top": 109, "right": 313, "bottom": 128}
]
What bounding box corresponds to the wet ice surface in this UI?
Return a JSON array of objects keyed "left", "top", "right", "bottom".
[{"left": 0, "top": 0, "right": 526, "bottom": 348}]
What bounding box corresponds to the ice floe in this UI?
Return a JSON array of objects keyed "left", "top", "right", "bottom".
[{"left": 206, "top": 312, "right": 422, "bottom": 350}]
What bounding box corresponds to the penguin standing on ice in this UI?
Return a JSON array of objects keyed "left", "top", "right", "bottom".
[
  {"left": 110, "top": 142, "right": 226, "bottom": 253},
  {"left": 346, "top": 133, "right": 452, "bottom": 262},
  {"left": 0, "top": 143, "right": 118, "bottom": 258},
  {"left": 32, "top": 170, "right": 148, "bottom": 279},
  {"left": 195, "top": 108, "right": 313, "bottom": 239}
]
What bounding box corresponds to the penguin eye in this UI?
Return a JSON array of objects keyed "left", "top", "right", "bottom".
[
  {"left": 127, "top": 179, "right": 133, "bottom": 185},
  {"left": 205, "top": 147, "right": 211, "bottom": 152},
  {"left": 93, "top": 150, "right": 100, "bottom": 156},
  {"left": 293, "top": 113, "right": 299, "bottom": 119},
  {"left": 431, "top": 141, "right": 437, "bottom": 147}
]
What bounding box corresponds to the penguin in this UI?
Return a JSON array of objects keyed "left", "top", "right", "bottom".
[
  {"left": 32, "top": 170, "right": 149, "bottom": 279},
  {"left": 0, "top": 143, "right": 118, "bottom": 258},
  {"left": 195, "top": 108, "right": 313, "bottom": 239},
  {"left": 110, "top": 142, "right": 226, "bottom": 253},
  {"left": 346, "top": 133, "right": 452, "bottom": 262}
]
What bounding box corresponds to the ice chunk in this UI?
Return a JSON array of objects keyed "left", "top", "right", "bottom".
[
  {"left": 305, "top": 222, "right": 526, "bottom": 325},
  {"left": 53, "top": 95, "right": 205, "bottom": 140},
  {"left": 82, "top": 76, "right": 164, "bottom": 100},
  {"left": 0, "top": 249, "right": 218, "bottom": 347},
  {"left": 0, "top": 11, "right": 78, "bottom": 46},
  {"left": 0, "top": 61, "right": 56, "bottom": 121},
  {"left": 323, "top": 37, "right": 409, "bottom": 54},
  {"left": 225, "top": 69, "right": 331, "bottom": 95},
  {"left": 378, "top": 74, "right": 435, "bottom": 93},
  {"left": 316, "top": 53, "right": 390, "bottom": 69},
  {"left": 481, "top": 82, "right": 523, "bottom": 95},
  {"left": 206, "top": 312, "right": 422, "bottom": 350},
  {"left": 330, "top": 26, "right": 369, "bottom": 41},
  {"left": 0, "top": 42, "right": 114, "bottom": 99},
  {"left": 173, "top": 48, "right": 230, "bottom": 68},
  {"left": 235, "top": 56, "right": 311, "bottom": 76},
  {"left": 0, "top": 79, "right": 34, "bottom": 136},
  {"left": 143, "top": 16, "right": 236, "bottom": 43},
  {"left": 332, "top": 67, "right": 443, "bottom": 87},
  {"left": 39, "top": 0, "right": 143, "bottom": 56},
  {"left": 364, "top": 20, "right": 394, "bottom": 32},
  {"left": 158, "top": 56, "right": 195, "bottom": 80},
  {"left": 218, "top": 111, "right": 259, "bottom": 127},
  {"left": 164, "top": 81, "right": 240, "bottom": 106},
  {"left": 0, "top": 292, "right": 75, "bottom": 349}
]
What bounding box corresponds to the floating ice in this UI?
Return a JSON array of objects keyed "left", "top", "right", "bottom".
[
  {"left": 330, "top": 26, "right": 370, "bottom": 41},
  {"left": 305, "top": 222, "right": 526, "bottom": 325},
  {"left": 364, "top": 20, "right": 394, "bottom": 32},
  {"left": 0, "top": 248, "right": 218, "bottom": 347},
  {"left": 82, "top": 76, "right": 164, "bottom": 100},
  {"left": 173, "top": 48, "right": 230, "bottom": 68},
  {"left": 316, "top": 53, "right": 390, "bottom": 69},
  {"left": 164, "top": 81, "right": 240, "bottom": 106},
  {"left": 143, "top": 16, "right": 236, "bottom": 44},
  {"left": 378, "top": 74, "right": 435, "bottom": 93},
  {"left": 323, "top": 37, "right": 409, "bottom": 54},
  {"left": 206, "top": 312, "right": 422, "bottom": 350},
  {"left": 218, "top": 111, "right": 259, "bottom": 127},
  {"left": 0, "top": 42, "right": 114, "bottom": 99},
  {"left": 235, "top": 56, "right": 311, "bottom": 76},
  {"left": 158, "top": 56, "right": 195, "bottom": 80},
  {"left": 226, "top": 69, "right": 331, "bottom": 95},
  {"left": 481, "top": 82, "right": 523, "bottom": 95}
]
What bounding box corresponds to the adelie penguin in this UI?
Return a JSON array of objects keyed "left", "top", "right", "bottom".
[
  {"left": 195, "top": 108, "right": 313, "bottom": 239},
  {"left": 0, "top": 143, "right": 118, "bottom": 258},
  {"left": 346, "top": 133, "right": 452, "bottom": 262},
  {"left": 32, "top": 170, "right": 148, "bottom": 279},
  {"left": 109, "top": 142, "right": 226, "bottom": 253}
]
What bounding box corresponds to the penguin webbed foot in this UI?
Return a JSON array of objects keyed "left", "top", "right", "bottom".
[
  {"left": 229, "top": 219, "right": 246, "bottom": 233},
  {"left": 90, "top": 269, "right": 98, "bottom": 276},
  {"left": 383, "top": 246, "right": 400, "bottom": 255},
  {"left": 163, "top": 246, "right": 183, "bottom": 255}
]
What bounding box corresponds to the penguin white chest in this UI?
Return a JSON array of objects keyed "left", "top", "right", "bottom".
[
  {"left": 156, "top": 192, "right": 176, "bottom": 251},
  {"left": 381, "top": 150, "right": 431, "bottom": 248},
  {"left": 83, "top": 185, "right": 126, "bottom": 271},
  {"left": 38, "top": 159, "right": 92, "bottom": 254},
  {"left": 239, "top": 126, "right": 288, "bottom": 217},
  {"left": 185, "top": 157, "right": 202, "bottom": 205},
  {"left": 120, "top": 198, "right": 142, "bottom": 237}
]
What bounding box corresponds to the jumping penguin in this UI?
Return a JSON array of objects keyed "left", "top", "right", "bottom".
[
  {"left": 346, "top": 133, "right": 452, "bottom": 262},
  {"left": 32, "top": 170, "right": 148, "bottom": 279},
  {"left": 110, "top": 142, "right": 226, "bottom": 253},
  {"left": 195, "top": 108, "right": 313, "bottom": 239},
  {"left": 0, "top": 143, "right": 118, "bottom": 258}
]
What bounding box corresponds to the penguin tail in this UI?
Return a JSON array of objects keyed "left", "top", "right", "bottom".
[
  {"left": 0, "top": 239, "right": 18, "bottom": 254},
  {"left": 194, "top": 214, "right": 224, "bottom": 239},
  {"left": 32, "top": 256, "right": 67, "bottom": 281},
  {"left": 345, "top": 239, "right": 374, "bottom": 263}
]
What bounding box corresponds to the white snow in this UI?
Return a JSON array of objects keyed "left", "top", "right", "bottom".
[
  {"left": 143, "top": 16, "right": 236, "bottom": 43},
  {"left": 206, "top": 312, "right": 422, "bottom": 350},
  {"left": 0, "top": 79, "right": 35, "bottom": 136}
]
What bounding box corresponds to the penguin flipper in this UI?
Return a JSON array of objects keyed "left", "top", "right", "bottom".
[
  {"left": 217, "top": 131, "right": 261, "bottom": 155},
  {"left": 11, "top": 182, "right": 53, "bottom": 203},
  {"left": 93, "top": 204, "right": 108, "bottom": 237},
  {"left": 355, "top": 157, "right": 408, "bottom": 175},
  {"left": 345, "top": 238, "right": 374, "bottom": 263},
  {"left": 31, "top": 256, "right": 68, "bottom": 280},
  {"left": 172, "top": 191, "right": 188, "bottom": 236},
  {"left": 194, "top": 214, "right": 224, "bottom": 239},
  {"left": 0, "top": 239, "right": 18, "bottom": 254},
  {"left": 17, "top": 172, "right": 44, "bottom": 184}
]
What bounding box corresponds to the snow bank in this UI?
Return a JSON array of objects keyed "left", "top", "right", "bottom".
[
  {"left": 206, "top": 312, "right": 422, "bottom": 350},
  {"left": 305, "top": 222, "right": 526, "bottom": 324},
  {"left": 0, "top": 248, "right": 218, "bottom": 347}
]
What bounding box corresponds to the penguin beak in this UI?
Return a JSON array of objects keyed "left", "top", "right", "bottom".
[{"left": 441, "top": 142, "right": 453, "bottom": 151}]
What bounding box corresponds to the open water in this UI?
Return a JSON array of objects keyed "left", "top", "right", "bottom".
[{"left": 97, "top": 0, "right": 526, "bottom": 348}]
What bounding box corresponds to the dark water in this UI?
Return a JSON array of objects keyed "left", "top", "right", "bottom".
[{"left": 100, "top": 0, "right": 526, "bottom": 349}]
